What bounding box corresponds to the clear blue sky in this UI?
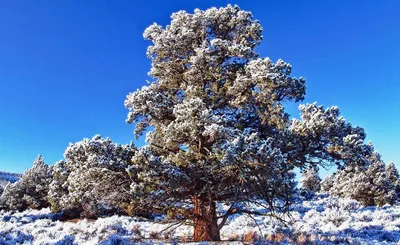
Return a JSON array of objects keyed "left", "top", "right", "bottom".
[{"left": 0, "top": 0, "right": 399, "bottom": 175}]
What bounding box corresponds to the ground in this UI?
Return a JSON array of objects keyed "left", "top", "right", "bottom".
[{"left": 1, "top": 194, "right": 400, "bottom": 244}]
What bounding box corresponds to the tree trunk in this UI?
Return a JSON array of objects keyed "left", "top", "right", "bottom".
[{"left": 192, "top": 195, "right": 221, "bottom": 241}]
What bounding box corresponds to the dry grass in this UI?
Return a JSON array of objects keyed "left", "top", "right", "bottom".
[
  {"left": 242, "top": 230, "right": 259, "bottom": 243},
  {"left": 63, "top": 218, "right": 96, "bottom": 223},
  {"left": 149, "top": 230, "right": 161, "bottom": 239},
  {"left": 265, "top": 232, "right": 286, "bottom": 243},
  {"left": 295, "top": 232, "right": 309, "bottom": 245},
  {"left": 131, "top": 224, "right": 142, "bottom": 237},
  {"left": 227, "top": 233, "right": 240, "bottom": 241}
]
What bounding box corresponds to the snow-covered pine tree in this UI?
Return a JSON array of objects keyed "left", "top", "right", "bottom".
[
  {"left": 124, "top": 5, "right": 375, "bottom": 241},
  {"left": 386, "top": 162, "right": 400, "bottom": 194},
  {"left": 328, "top": 152, "right": 397, "bottom": 206},
  {"left": 0, "top": 185, "right": 4, "bottom": 210},
  {"left": 0, "top": 155, "right": 52, "bottom": 211},
  {"left": 321, "top": 173, "right": 337, "bottom": 192},
  {"left": 47, "top": 160, "right": 74, "bottom": 216},
  {"left": 47, "top": 135, "right": 137, "bottom": 218},
  {"left": 301, "top": 167, "right": 321, "bottom": 193}
]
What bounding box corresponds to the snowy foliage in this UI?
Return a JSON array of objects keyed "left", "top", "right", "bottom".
[
  {"left": 0, "top": 172, "right": 22, "bottom": 204},
  {"left": 0, "top": 155, "right": 52, "bottom": 211},
  {"left": 321, "top": 173, "right": 337, "bottom": 193},
  {"left": 324, "top": 153, "right": 399, "bottom": 206},
  {"left": 0, "top": 4, "right": 392, "bottom": 243},
  {"left": 47, "top": 135, "right": 137, "bottom": 218},
  {"left": 301, "top": 167, "right": 321, "bottom": 193},
  {"left": 1, "top": 194, "right": 400, "bottom": 244},
  {"left": 124, "top": 5, "right": 381, "bottom": 241},
  {"left": 0, "top": 172, "right": 21, "bottom": 189},
  {"left": 290, "top": 103, "right": 374, "bottom": 169},
  {"left": 387, "top": 162, "right": 400, "bottom": 193}
]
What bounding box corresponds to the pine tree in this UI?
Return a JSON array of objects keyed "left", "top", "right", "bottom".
[
  {"left": 124, "top": 5, "right": 375, "bottom": 241},
  {"left": 321, "top": 173, "right": 337, "bottom": 192},
  {"left": 0, "top": 155, "right": 52, "bottom": 211},
  {"left": 47, "top": 135, "right": 137, "bottom": 218},
  {"left": 301, "top": 167, "right": 321, "bottom": 193},
  {"left": 328, "top": 152, "right": 397, "bottom": 206},
  {"left": 386, "top": 162, "right": 400, "bottom": 194}
]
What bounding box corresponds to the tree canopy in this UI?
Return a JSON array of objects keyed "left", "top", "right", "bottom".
[{"left": 124, "top": 5, "right": 374, "bottom": 241}]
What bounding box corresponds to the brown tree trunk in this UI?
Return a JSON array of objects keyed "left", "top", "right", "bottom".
[{"left": 192, "top": 195, "right": 221, "bottom": 241}]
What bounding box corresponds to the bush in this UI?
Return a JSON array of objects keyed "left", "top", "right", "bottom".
[
  {"left": 48, "top": 135, "right": 137, "bottom": 218},
  {"left": 0, "top": 155, "right": 52, "bottom": 211},
  {"left": 320, "top": 173, "right": 337, "bottom": 192},
  {"left": 301, "top": 167, "right": 321, "bottom": 193},
  {"left": 327, "top": 153, "right": 398, "bottom": 206}
]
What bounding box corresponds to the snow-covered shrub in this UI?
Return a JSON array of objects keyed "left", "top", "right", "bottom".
[
  {"left": 98, "top": 234, "right": 133, "bottom": 245},
  {"left": 0, "top": 155, "right": 52, "bottom": 211},
  {"left": 328, "top": 153, "right": 398, "bottom": 206},
  {"left": 320, "top": 173, "right": 337, "bottom": 192},
  {"left": 54, "top": 235, "right": 76, "bottom": 245},
  {"left": 0, "top": 172, "right": 21, "bottom": 190},
  {"left": 301, "top": 167, "right": 321, "bottom": 193},
  {"left": 48, "top": 135, "right": 137, "bottom": 218}
]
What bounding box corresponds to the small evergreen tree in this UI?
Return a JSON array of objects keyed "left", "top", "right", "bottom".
[
  {"left": 328, "top": 152, "right": 397, "bottom": 206},
  {"left": 301, "top": 167, "right": 321, "bottom": 193},
  {"left": 321, "top": 173, "right": 337, "bottom": 192},
  {"left": 0, "top": 155, "right": 52, "bottom": 211},
  {"left": 386, "top": 162, "right": 400, "bottom": 194},
  {"left": 48, "top": 135, "right": 137, "bottom": 218}
]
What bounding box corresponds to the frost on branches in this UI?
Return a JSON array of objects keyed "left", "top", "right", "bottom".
[
  {"left": 124, "top": 5, "right": 376, "bottom": 241},
  {"left": 47, "top": 135, "right": 137, "bottom": 219},
  {"left": 0, "top": 155, "right": 52, "bottom": 211},
  {"left": 323, "top": 151, "right": 399, "bottom": 206},
  {"left": 301, "top": 167, "right": 321, "bottom": 193},
  {"left": 386, "top": 162, "right": 400, "bottom": 193}
]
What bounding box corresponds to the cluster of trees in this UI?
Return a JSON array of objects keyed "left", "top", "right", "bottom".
[
  {"left": 0, "top": 136, "right": 137, "bottom": 218},
  {"left": 0, "top": 5, "right": 399, "bottom": 242},
  {"left": 321, "top": 154, "right": 399, "bottom": 206},
  {"left": 301, "top": 150, "right": 400, "bottom": 206},
  {"left": 47, "top": 135, "right": 137, "bottom": 219}
]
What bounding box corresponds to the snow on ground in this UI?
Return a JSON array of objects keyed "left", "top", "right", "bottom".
[{"left": 1, "top": 194, "right": 400, "bottom": 244}]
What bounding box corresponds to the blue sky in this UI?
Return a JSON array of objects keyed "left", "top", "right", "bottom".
[{"left": 0, "top": 1, "right": 399, "bottom": 175}]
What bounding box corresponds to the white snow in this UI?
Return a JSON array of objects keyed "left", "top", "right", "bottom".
[
  {"left": 1, "top": 194, "right": 400, "bottom": 244},
  {"left": 0, "top": 172, "right": 21, "bottom": 189}
]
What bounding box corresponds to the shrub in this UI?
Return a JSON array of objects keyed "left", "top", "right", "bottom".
[
  {"left": 301, "top": 167, "right": 321, "bottom": 193},
  {"left": 0, "top": 155, "right": 52, "bottom": 211},
  {"left": 327, "top": 153, "right": 398, "bottom": 206},
  {"left": 321, "top": 173, "right": 337, "bottom": 192},
  {"left": 47, "top": 135, "right": 137, "bottom": 218}
]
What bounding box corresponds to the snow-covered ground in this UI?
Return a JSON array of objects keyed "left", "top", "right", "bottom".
[{"left": 1, "top": 194, "right": 400, "bottom": 244}]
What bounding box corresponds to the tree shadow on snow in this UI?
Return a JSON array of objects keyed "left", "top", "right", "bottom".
[
  {"left": 1, "top": 211, "right": 62, "bottom": 224},
  {"left": 318, "top": 225, "right": 400, "bottom": 244}
]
